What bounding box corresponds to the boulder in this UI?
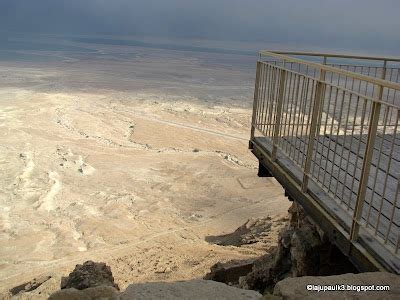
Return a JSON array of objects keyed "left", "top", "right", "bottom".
[
  {"left": 120, "top": 279, "right": 262, "bottom": 300},
  {"left": 9, "top": 275, "right": 52, "bottom": 296},
  {"left": 49, "top": 286, "right": 119, "bottom": 300},
  {"left": 60, "top": 261, "right": 119, "bottom": 291},
  {"left": 204, "top": 259, "right": 256, "bottom": 284}
]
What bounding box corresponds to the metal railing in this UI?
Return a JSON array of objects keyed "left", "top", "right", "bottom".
[{"left": 250, "top": 51, "right": 400, "bottom": 271}]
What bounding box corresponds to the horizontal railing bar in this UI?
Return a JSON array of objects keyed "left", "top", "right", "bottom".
[
  {"left": 258, "top": 60, "right": 400, "bottom": 109},
  {"left": 261, "top": 50, "right": 400, "bottom": 63},
  {"left": 263, "top": 60, "right": 400, "bottom": 69},
  {"left": 327, "top": 64, "right": 400, "bottom": 69},
  {"left": 256, "top": 123, "right": 400, "bottom": 129},
  {"left": 259, "top": 51, "right": 400, "bottom": 92}
]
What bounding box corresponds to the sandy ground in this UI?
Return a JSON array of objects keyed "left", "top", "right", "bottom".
[{"left": 0, "top": 41, "right": 290, "bottom": 298}]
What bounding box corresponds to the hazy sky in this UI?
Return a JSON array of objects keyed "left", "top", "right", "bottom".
[{"left": 1, "top": 0, "right": 399, "bottom": 53}]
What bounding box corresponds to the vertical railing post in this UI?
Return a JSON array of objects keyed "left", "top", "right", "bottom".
[
  {"left": 301, "top": 69, "right": 326, "bottom": 192},
  {"left": 314, "top": 56, "right": 327, "bottom": 133},
  {"left": 349, "top": 67, "right": 386, "bottom": 243},
  {"left": 271, "top": 69, "right": 287, "bottom": 160},
  {"left": 349, "top": 59, "right": 386, "bottom": 243},
  {"left": 349, "top": 101, "right": 381, "bottom": 242},
  {"left": 250, "top": 61, "right": 262, "bottom": 144},
  {"left": 382, "top": 60, "right": 387, "bottom": 81}
]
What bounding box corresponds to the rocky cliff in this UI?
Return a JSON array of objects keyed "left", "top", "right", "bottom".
[{"left": 240, "top": 201, "right": 358, "bottom": 293}]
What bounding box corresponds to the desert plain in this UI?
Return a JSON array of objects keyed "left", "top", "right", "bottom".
[{"left": 0, "top": 37, "right": 290, "bottom": 297}]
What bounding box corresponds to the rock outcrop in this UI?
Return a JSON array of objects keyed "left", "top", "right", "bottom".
[
  {"left": 240, "top": 202, "right": 357, "bottom": 293},
  {"left": 9, "top": 275, "right": 52, "bottom": 296},
  {"left": 203, "top": 201, "right": 400, "bottom": 299},
  {"left": 206, "top": 217, "right": 274, "bottom": 246},
  {"left": 60, "top": 261, "right": 119, "bottom": 291},
  {"left": 204, "top": 259, "right": 256, "bottom": 285}
]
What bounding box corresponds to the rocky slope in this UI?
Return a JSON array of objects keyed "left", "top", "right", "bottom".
[{"left": 240, "top": 201, "right": 358, "bottom": 293}]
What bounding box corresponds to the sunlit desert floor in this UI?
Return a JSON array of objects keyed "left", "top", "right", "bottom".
[{"left": 0, "top": 42, "right": 290, "bottom": 298}]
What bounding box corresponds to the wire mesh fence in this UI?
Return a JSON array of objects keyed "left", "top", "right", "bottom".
[{"left": 251, "top": 51, "right": 400, "bottom": 261}]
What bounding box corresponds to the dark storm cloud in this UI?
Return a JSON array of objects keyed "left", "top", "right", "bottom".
[{"left": 0, "top": 0, "right": 399, "bottom": 52}]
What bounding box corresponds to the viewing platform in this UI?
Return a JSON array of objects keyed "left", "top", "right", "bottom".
[{"left": 249, "top": 51, "right": 400, "bottom": 273}]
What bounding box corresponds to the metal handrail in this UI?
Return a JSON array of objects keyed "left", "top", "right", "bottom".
[
  {"left": 257, "top": 60, "right": 400, "bottom": 110},
  {"left": 259, "top": 51, "right": 400, "bottom": 94},
  {"left": 260, "top": 50, "right": 400, "bottom": 62}
]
